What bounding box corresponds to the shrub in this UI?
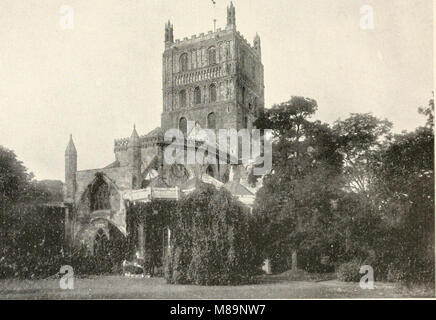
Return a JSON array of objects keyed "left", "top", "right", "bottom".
[
  {"left": 337, "top": 260, "right": 362, "bottom": 282},
  {"left": 165, "top": 184, "right": 261, "bottom": 285},
  {"left": 0, "top": 204, "right": 65, "bottom": 279}
]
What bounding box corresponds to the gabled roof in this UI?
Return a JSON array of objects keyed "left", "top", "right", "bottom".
[
  {"left": 104, "top": 160, "right": 120, "bottom": 169},
  {"left": 143, "top": 127, "right": 163, "bottom": 138}
]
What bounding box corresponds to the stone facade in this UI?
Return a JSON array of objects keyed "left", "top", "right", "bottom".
[
  {"left": 161, "top": 2, "right": 264, "bottom": 132},
  {"left": 64, "top": 3, "right": 262, "bottom": 257}
]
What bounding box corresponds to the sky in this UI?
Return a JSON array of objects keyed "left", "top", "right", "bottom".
[{"left": 0, "top": 0, "right": 433, "bottom": 181}]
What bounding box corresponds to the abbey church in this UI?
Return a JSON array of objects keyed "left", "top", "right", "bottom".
[{"left": 63, "top": 3, "right": 265, "bottom": 257}]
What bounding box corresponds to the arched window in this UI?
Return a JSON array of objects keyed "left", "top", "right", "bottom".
[
  {"left": 179, "top": 89, "right": 187, "bottom": 108},
  {"left": 206, "top": 165, "right": 215, "bottom": 178},
  {"left": 208, "top": 46, "right": 216, "bottom": 65},
  {"left": 90, "top": 175, "right": 110, "bottom": 211},
  {"left": 209, "top": 84, "right": 217, "bottom": 102},
  {"left": 179, "top": 53, "right": 188, "bottom": 72},
  {"left": 94, "top": 229, "right": 108, "bottom": 258},
  {"left": 179, "top": 117, "right": 187, "bottom": 136},
  {"left": 194, "top": 87, "right": 201, "bottom": 104},
  {"left": 207, "top": 112, "right": 216, "bottom": 130}
]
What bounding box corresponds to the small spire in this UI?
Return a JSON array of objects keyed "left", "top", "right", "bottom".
[
  {"left": 226, "top": 1, "right": 236, "bottom": 29},
  {"left": 65, "top": 134, "right": 77, "bottom": 155},
  {"left": 165, "top": 20, "right": 174, "bottom": 44},
  {"left": 128, "top": 124, "right": 140, "bottom": 147},
  {"left": 254, "top": 33, "right": 261, "bottom": 57}
]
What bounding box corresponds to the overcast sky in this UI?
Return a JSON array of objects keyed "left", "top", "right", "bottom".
[{"left": 0, "top": 0, "right": 433, "bottom": 181}]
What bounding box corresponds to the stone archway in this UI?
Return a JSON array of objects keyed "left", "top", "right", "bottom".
[
  {"left": 91, "top": 220, "right": 129, "bottom": 274},
  {"left": 73, "top": 172, "right": 127, "bottom": 261}
]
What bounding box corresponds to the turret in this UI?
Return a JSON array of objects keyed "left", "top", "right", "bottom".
[
  {"left": 226, "top": 2, "right": 236, "bottom": 30},
  {"left": 128, "top": 125, "right": 141, "bottom": 189},
  {"left": 165, "top": 20, "right": 174, "bottom": 48},
  {"left": 64, "top": 134, "right": 77, "bottom": 203},
  {"left": 254, "top": 33, "right": 261, "bottom": 58}
]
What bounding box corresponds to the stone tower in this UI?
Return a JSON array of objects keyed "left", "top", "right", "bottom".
[
  {"left": 128, "top": 125, "right": 141, "bottom": 189},
  {"left": 161, "top": 2, "right": 264, "bottom": 135},
  {"left": 64, "top": 134, "right": 77, "bottom": 203}
]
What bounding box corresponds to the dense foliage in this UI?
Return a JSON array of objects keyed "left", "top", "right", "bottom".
[
  {"left": 127, "top": 200, "right": 177, "bottom": 275},
  {"left": 0, "top": 95, "right": 434, "bottom": 285},
  {"left": 0, "top": 146, "right": 65, "bottom": 279},
  {"left": 254, "top": 95, "right": 434, "bottom": 284},
  {"left": 165, "top": 184, "right": 261, "bottom": 285},
  {"left": 0, "top": 204, "right": 65, "bottom": 279},
  {"left": 253, "top": 97, "right": 344, "bottom": 273}
]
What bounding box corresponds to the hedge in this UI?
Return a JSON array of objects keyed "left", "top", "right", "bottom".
[{"left": 164, "top": 184, "right": 262, "bottom": 285}]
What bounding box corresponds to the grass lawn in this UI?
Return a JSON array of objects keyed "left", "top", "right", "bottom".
[{"left": 0, "top": 271, "right": 434, "bottom": 299}]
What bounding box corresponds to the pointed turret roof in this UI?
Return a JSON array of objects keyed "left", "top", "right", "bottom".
[
  {"left": 128, "top": 124, "right": 140, "bottom": 147},
  {"left": 65, "top": 134, "right": 77, "bottom": 155}
]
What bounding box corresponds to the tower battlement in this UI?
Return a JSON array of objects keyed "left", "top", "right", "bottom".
[
  {"left": 114, "top": 129, "right": 164, "bottom": 151},
  {"left": 161, "top": 2, "right": 264, "bottom": 134}
]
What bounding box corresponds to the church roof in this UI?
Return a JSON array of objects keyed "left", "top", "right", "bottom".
[
  {"left": 143, "top": 127, "right": 163, "bottom": 138},
  {"left": 104, "top": 160, "right": 120, "bottom": 169}
]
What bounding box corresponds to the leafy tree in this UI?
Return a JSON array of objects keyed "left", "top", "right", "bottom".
[
  {"left": 330, "top": 114, "right": 393, "bottom": 262},
  {"left": 418, "top": 94, "right": 434, "bottom": 129},
  {"left": 0, "top": 145, "right": 66, "bottom": 279},
  {"left": 332, "top": 113, "right": 392, "bottom": 195},
  {"left": 375, "top": 124, "right": 434, "bottom": 282},
  {"left": 0, "top": 146, "right": 32, "bottom": 206},
  {"left": 254, "top": 97, "right": 343, "bottom": 272}
]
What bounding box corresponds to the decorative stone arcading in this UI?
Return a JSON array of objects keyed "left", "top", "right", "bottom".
[
  {"left": 114, "top": 134, "right": 163, "bottom": 151},
  {"left": 174, "top": 63, "right": 234, "bottom": 86}
]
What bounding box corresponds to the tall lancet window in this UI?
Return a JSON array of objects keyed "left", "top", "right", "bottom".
[
  {"left": 209, "top": 84, "right": 217, "bottom": 102},
  {"left": 179, "top": 89, "right": 187, "bottom": 108},
  {"left": 194, "top": 87, "right": 202, "bottom": 104},
  {"left": 207, "top": 112, "right": 216, "bottom": 130},
  {"left": 179, "top": 117, "right": 187, "bottom": 137},
  {"left": 208, "top": 46, "right": 216, "bottom": 65},
  {"left": 179, "top": 53, "right": 188, "bottom": 72}
]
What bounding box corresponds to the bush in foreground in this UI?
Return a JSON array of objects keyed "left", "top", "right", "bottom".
[
  {"left": 165, "top": 184, "right": 261, "bottom": 285},
  {"left": 337, "top": 260, "right": 362, "bottom": 282}
]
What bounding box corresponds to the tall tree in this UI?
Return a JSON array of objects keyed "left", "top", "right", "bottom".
[
  {"left": 254, "top": 97, "right": 343, "bottom": 272},
  {"left": 376, "top": 123, "right": 434, "bottom": 281},
  {"left": 332, "top": 113, "right": 392, "bottom": 195}
]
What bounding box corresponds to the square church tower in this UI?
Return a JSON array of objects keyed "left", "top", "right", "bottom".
[{"left": 161, "top": 2, "right": 264, "bottom": 136}]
